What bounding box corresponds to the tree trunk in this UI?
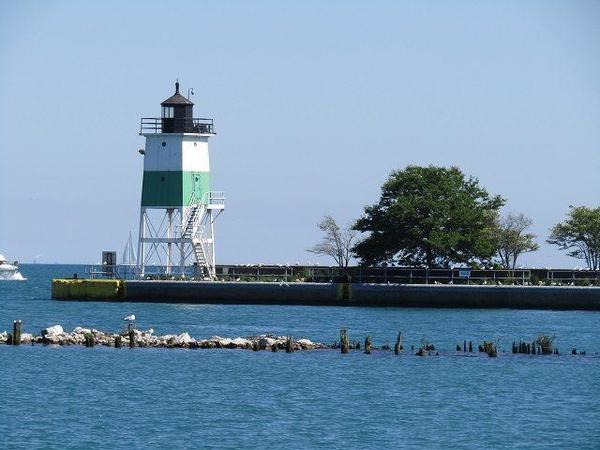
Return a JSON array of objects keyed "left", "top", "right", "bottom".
[{"left": 426, "top": 248, "right": 433, "bottom": 269}]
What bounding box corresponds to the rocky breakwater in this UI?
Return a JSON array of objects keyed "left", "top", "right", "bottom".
[{"left": 0, "top": 324, "right": 326, "bottom": 351}]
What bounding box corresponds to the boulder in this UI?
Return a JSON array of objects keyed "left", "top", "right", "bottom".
[
  {"left": 41, "top": 325, "right": 64, "bottom": 337},
  {"left": 20, "top": 333, "right": 33, "bottom": 344},
  {"left": 215, "top": 338, "right": 232, "bottom": 347},
  {"left": 73, "top": 327, "right": 91, "bottom": 335},
  {"left": 231, "top": 337, "right": 252, "bottom": 348},
  {"left": 175, "top": 332, "right": 194, "bottom": 345},
  {"left": 297, "top": 338, "right": 314, "bottom": 349},
  {"left": 258, "top": 337, "right": 276, "bottom": 349}
]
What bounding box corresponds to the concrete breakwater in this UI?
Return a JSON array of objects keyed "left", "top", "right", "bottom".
[
  {"left": 0, "top": 324, "right": 325, "bottom": 351},
  {"left": 52, "top": 279, "right": 600, "bottom": 310}
]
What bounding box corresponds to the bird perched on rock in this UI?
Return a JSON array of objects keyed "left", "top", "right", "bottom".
[{"left": 123, "top": 314, "right": 136, "bottom": 331}]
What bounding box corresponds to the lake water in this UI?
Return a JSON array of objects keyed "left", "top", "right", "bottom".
[{"left": 1, "top": 264, "right": 599, "bottom": 449}]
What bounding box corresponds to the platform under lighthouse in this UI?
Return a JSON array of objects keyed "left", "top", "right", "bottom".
[{"left": 137, "top": 82, "right": 224, "bottom": 279}]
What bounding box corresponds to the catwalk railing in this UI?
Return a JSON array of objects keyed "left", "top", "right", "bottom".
[{"left": 139, "top": 117, "right": 215, "bottom": 134}]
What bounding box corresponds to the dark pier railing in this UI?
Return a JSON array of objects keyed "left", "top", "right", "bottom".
[
  {"left": 83, "top": 264, "right": 600, "bottom": 286},
  {"left": 140, "top": 117, "right": 215, "bottom": 135}
]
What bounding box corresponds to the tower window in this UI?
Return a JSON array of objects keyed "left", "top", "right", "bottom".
[
  {"left": 161, "top": 106, "right": 174, "bottom": 118},
  {"left": 161, "top": 142, "right": 166, "bottom": 147}
]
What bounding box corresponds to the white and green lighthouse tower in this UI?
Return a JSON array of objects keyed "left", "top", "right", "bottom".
[{"left": 137, "top": 82, "right": 224, "bottom": 279}]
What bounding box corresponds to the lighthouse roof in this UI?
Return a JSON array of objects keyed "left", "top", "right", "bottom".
[{"left": 161, "top": 81, "right": 193, "bottom": 106}]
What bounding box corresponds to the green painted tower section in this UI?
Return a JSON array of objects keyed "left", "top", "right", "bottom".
[{"left": 141, "top": 171, "right": 210, "bottom": 207}]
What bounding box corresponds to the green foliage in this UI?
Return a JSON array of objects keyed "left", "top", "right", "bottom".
[
  {"left": 352, "top": 165, "right": 504, "bottom": 268},
  {"left": 494, "top": 212, "right": 539, "bottom": 269},
  {"left": 535, "top": 334, "right": 555, "bottom": 355},
  {"left": 547, "top": 206, "right": 600, "bottom": 270}
]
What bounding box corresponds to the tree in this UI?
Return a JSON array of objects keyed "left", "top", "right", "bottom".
[
  {"left": 494, "top": 212, "right": 539, "bottom": 269},
  {"left": 352, "top": 165, "right": 504, "bottom": 268},
  {"left": 307, "top": 216, "right": 357, "bottom": 268},
  {"left": 547, "top": 206, "right": 600, "bottom": 270}
]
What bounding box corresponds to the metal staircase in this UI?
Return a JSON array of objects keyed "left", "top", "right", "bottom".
[
  {"left": 182, "top": 204, "right": 201, "bottom": 239},
  {"left": 180, "top": 191, "right": 224, "bottom": 279}
]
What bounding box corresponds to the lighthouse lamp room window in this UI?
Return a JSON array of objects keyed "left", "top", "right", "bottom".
[{"left": 161, "top": 106, "right": 174, "bottom": 118}]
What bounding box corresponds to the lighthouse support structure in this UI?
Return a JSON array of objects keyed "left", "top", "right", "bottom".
[{"left": 136, "top": 82, "right": 224, "bottom": 279}]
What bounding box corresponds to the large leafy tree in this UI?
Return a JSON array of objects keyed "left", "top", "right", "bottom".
[
  {"left": 547, "top": 206, "right": 600, "bottom": 270},
  {"left": 352, "top": 165, "right": 504, "bottom": 268}
]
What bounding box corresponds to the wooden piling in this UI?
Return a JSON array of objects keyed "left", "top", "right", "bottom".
[
  {"left": 129, "top": 329, "right": 136, "bottom": 348},
  {"left": 394, "top": 332, "right": 402, "bottom": 355},
  {"left": 456, "top": 344, "right": 461, "bottom": 351},
  {"left": 463, "top": 339, "right": 467, "bottom": 352},
  {"left": 12, "top": 320, "right": 22, "bottom": 345},
  {"left": 285, "top": 336, "right": 294, "bottom": 353},
  {"left": 114, "top": 335, "right": 122, "bottom": 348},
  {"left": 469, "top": 341, "right": 473, "bottom": 353},
  {"left": 364, "top": 335, "right": 372, "bottom": 354},
  {"left": 340, "top": 329, "right": 349, "bottom": 354},
  {"left": 571, "top": 348, "right": 577, "bottom": 355}
]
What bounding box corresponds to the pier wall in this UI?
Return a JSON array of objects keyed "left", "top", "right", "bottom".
[
  {"left": 52, "top": 279, "right": 122, "bottom": 300},
  {"left": 51, "top": 279, "right": 600, "bottom": 310}
]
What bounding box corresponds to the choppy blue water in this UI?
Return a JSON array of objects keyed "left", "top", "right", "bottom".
[{"left": 1, "top": 264, "right": 599, "bottom": 449}]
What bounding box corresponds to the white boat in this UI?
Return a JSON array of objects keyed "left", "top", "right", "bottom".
[{"left": 0, "top": 254, "right": 25, "bottom": 280}]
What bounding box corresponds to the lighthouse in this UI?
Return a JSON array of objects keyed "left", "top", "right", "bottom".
[{"left": 137, "top": 82, "right": 224, "bottom": 279}]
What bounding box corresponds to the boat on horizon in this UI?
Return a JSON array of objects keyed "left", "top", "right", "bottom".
[{"left": 0, "top": 254, "right": 25, "bottom": 280}]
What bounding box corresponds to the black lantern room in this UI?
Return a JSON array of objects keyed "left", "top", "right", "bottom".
[{"left": 161, "top": 81, "right": 194, "bottom": 133}]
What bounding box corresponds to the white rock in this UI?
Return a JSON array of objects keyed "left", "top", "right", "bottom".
[
  {"left": 42, "top": 325, "right": 64, "bottom": 337},
  {"left": 297, "top": 339, "right": 313, "bottom": 346},
  {"left": 175, "top": 332, "right": 194, "bottom": 345},
  {"left": 20, "top": 333, "right": 33, "bottom": 343},
  {"left": 73, "top": 327, "right": 91, "bottom": 335}
]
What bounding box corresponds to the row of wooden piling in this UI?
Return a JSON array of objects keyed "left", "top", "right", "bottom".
[
  {"left": 512, "top": 340, "right": 559, "bottom": 355},
  {"left": 334, "top": 330, "right": 577, "bottom": 358}
]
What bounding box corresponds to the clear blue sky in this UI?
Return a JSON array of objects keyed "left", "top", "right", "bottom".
[{"left": 1, "top": 1, "right": 599, "bottom": 267}]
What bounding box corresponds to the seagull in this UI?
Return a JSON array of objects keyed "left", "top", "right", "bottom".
[{"left": 123, "top": 314, "right": 136, "bottom": 331}]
